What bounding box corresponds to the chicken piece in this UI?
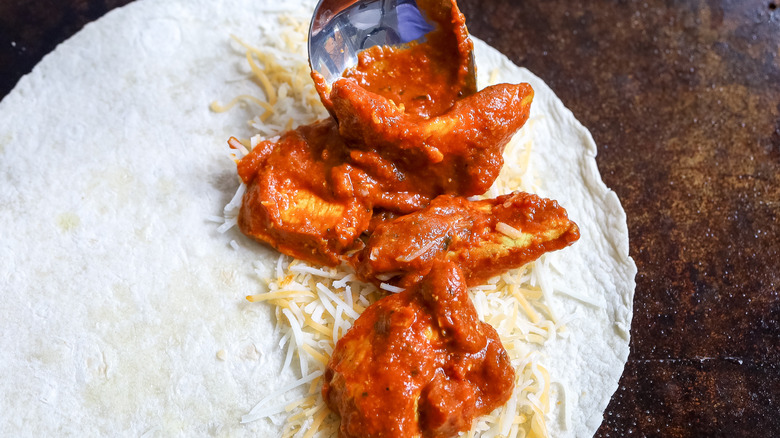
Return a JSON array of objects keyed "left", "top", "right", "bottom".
[
  {"left": 237, "top": 0, "right": 534, "bottom": 263},
  {"left": 235, "top": 116, "right": 453, "bottom": 265},
  {"left": 237, "top": 120, "right": 372, "bottom": 266},
  {"left": 327, "top": 79, "right": 534, "bottom": 196},
  {"left": 351, "top": 192, "right": 580, "bottom": 286},
  {"left": 324, "top": 261, "right": 514, "bottom": 438},
  {"left": 236, "top": 80, "right": 533, "bottom": 265}
]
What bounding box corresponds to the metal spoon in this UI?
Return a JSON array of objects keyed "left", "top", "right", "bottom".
[{"left": 308, "top": 0, "right": 475, "bottom": 87}]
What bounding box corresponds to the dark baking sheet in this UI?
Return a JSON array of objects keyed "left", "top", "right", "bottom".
[{"left": 2, "top": 0, "right": 778, "bottom": 436}]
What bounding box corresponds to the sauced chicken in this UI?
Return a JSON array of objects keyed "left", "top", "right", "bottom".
[
  {"left": 236, "top": 120, "right": 370, "bottom": 265},
  {"left": 324, "top": 262, "right": 514, "bottom": 438},
  {"left": 351, "top": 192, "right": 581, "bottom": 288},
  {"left": 327, "top": 80, "right": 533, "bottom": 196},
  {"left": 236, "top": 0, "right": 524, "bottom": 265},
  {"left": 234, "top": 0, "right": 580, "bottom": 436}
]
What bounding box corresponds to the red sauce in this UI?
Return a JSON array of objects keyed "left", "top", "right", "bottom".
[
  {"left": 352, "top": 193, "right": 581, "bottom": 288},
  {"left": 342, "top": 42, "right": 463, "bottom": 119},
  {"left": 323, "top": 262, "right": 514, "bottom": 438},
  {"left": 237, "top": 120, "right": 370, "bottom": 265}
]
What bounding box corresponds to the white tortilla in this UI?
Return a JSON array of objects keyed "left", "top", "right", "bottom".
[{"left": 0, "top": 0, "right": 635, "bottom": 436}]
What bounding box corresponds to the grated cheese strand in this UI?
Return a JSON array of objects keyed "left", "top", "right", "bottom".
[
  {"left": 242, "top": 370, "right": 324, "bottom": 424},
  {"left": 210, "top": 94, "right": 275, "bottom": 115}
]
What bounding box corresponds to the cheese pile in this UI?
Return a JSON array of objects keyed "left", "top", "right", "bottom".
[
  {"left": 210, "top": 14, "right": 328, "bottom": 137},
  {"left": 213, "top": 14, "right": 578, "bottom": 438}
]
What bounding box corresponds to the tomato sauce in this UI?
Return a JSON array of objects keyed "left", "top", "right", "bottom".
[
  {"left": 351, "top": 193, "right": 581, "bottom": 288},
  {"left": 324, "top": 262, "right": 515, "bottom": 438}
]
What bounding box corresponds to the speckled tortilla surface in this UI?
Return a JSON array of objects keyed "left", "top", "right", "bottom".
[{"left": 0, "top": 0, "right": 634, "bottom": 436}]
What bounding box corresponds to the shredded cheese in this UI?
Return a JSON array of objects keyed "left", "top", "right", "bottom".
[
  {"left": 496, "top": 221, "right": 526, "bottom": 240},
  {"left": 379, "top": 282, "right": 405, "bottom": 293},
  {"left": 211, "top": 15, "right": 328, "bottom": 138}
]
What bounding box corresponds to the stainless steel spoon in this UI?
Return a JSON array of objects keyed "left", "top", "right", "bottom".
[{"left": 308, "top": 0, "right": 475, "bottom": 87}]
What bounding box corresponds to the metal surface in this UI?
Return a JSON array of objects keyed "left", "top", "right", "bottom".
[{"left": 308, "top": 0, "right": 435, "bottom": 84}]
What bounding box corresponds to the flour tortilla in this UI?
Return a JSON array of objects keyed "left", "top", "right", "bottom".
[{"left": 0, "top": 0, "right": 635, "bottom": 436}]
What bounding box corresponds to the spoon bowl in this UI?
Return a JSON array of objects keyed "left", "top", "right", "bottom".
[{"left": 308, "top": 0, "right": 474, "bottom": 87}]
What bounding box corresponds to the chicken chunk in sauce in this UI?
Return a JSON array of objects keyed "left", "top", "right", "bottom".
[
  {"left": 352, "top": 192, "right": 581, "bottom": 287},
  {"left": 236, "top": 0, "right": 532, "bottom": 265},
  {"left": 324, "top": 261, "right": 514, "bottom": 438},
  {"left": 327, "top": 80, "right": 534, "bottom": 196}
]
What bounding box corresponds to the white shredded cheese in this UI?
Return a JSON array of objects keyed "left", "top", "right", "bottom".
[
  {"left": 396, "top": 238, "right": 438, "bottom": 262},
  {"left": 242, "top": 370, "right": 324, "bottom": 424},
  {"left": 291, "top": 264, "right": 341, "bottom": 278},
  {"left": 379, "top": 283, "right": 405, "bottom": 293}
]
